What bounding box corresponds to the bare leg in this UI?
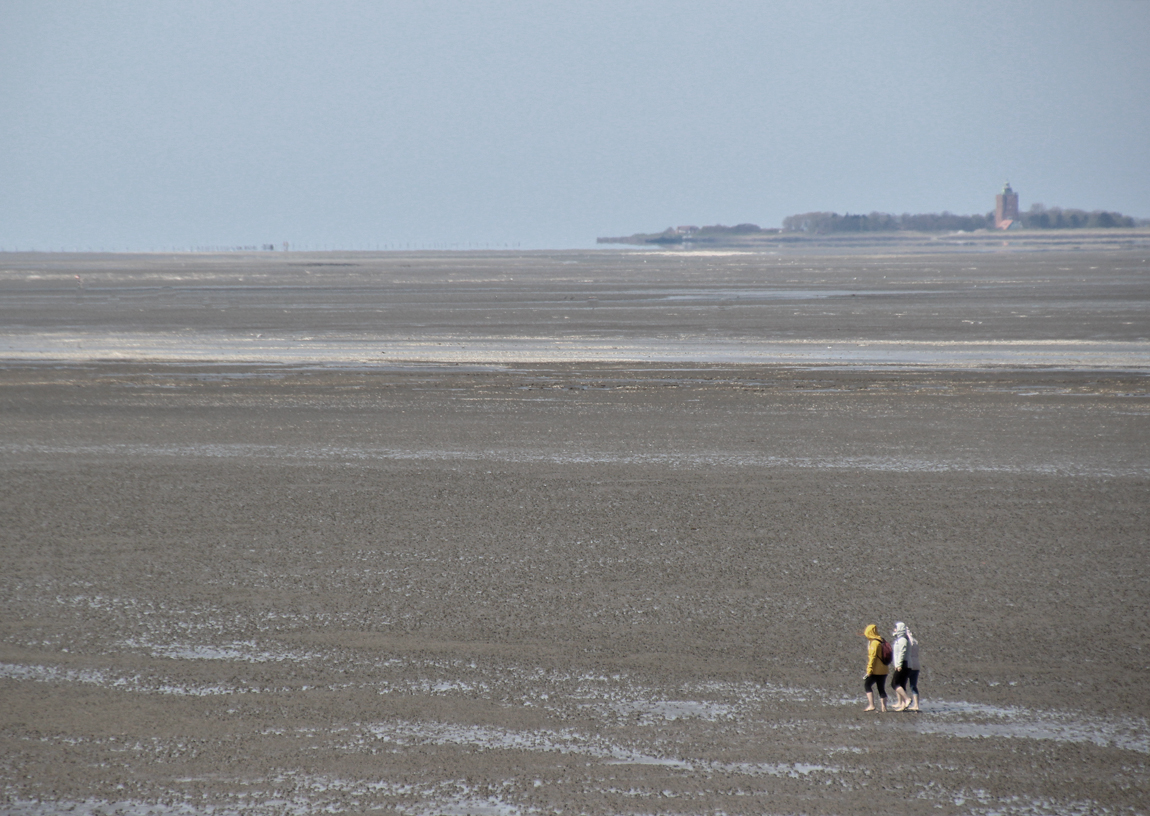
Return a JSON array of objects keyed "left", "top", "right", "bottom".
[
  {"left": 879, "top": 695, "right": 887, "bottom": 712},
  {"left": 909, "top": 692, "right": 919, "bottom": 711},
  {"left": 894, "top": 687, "right": 910, "bottom": 710},
  {"left": 864, "top": 691, "right": 875, "bottom": 711}
]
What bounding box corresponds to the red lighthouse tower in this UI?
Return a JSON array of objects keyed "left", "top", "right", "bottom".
[{"left": 995, "top": 182, "right": 1019, "bottom": 229}]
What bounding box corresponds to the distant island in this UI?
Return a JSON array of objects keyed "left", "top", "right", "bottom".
[
  {"left": 599, "top": 205, "right": 1147, "bottom": 246},
  {"left": 598, "top": 223, "right": 781, "bottom": 246}
]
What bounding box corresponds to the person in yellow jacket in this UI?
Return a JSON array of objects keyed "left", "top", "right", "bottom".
[{"left": 862, "top": 623, "right": 889, "bottom": 712}]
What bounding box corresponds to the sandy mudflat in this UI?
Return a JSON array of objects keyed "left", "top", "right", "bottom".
[{"left": 1, "top": 249, "right": 1148, "bottom": 815}]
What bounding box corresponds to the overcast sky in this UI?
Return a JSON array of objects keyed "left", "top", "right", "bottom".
[{"left": 3, "top": 1, "right": 1149, "bottom": 251}]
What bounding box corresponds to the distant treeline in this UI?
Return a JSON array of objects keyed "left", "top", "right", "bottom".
[
  {"left": 783, "top": 207, "right": 1143, "bottom": 234},
  {"left": 1018, "top": 206, "right": 1143, "bottom": 229},
  {"left": 783, "top": 212, "right": 991, "bottom": 233}
]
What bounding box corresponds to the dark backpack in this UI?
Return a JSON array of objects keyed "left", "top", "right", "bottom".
[{"left": 879, "top": 639, "right": 893, "bottom": 666}]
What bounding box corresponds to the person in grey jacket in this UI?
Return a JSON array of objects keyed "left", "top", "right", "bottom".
[
  {"left": 904, "top": 627, "right": 921, "bottom": 711},
  {"left": 890, "top": 621, "right": 912, "bottom": 711}
]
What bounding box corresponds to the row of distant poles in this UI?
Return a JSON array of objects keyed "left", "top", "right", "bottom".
[{"left": 0, "top": 242, "right": 524, "bottom": 253}]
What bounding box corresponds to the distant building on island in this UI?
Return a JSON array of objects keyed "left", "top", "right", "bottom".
[{"left": 995, "top": 182, "right": 1020, "bottom": 229}]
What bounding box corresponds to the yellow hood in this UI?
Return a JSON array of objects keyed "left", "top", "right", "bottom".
[{"left": 864, "top": 623, "right": 881, "bottom": 640}]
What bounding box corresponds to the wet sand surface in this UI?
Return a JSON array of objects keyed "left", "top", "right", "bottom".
[
  {"left": 1, "top": 248, "right": 1148, "bottom": 367},
  {"left": 1, "top": 250, "right": 1148, "bottom": 814}
]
